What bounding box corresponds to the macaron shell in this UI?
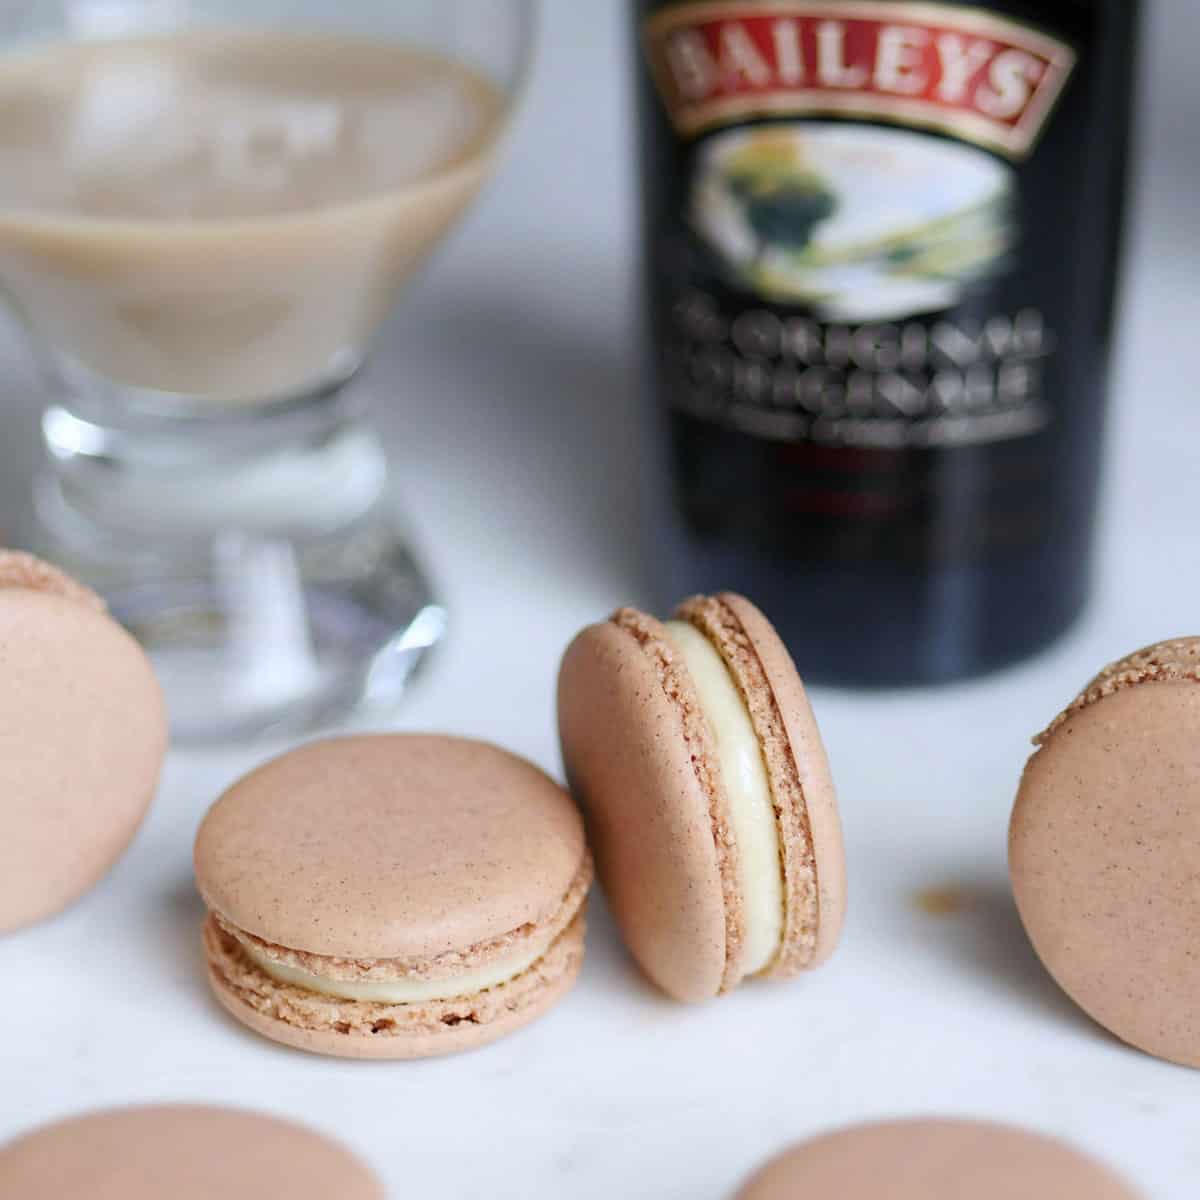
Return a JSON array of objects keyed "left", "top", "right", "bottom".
[
  {"left": 558, "top": 620, "right": 728, "bottom": 1002},
  {"left": 194, "top": 735, "right": 587, "bottom": 960},
  {"left": 0, "top": 1105, "right": 383, "bottom": 1198},
  {"left": 713, "top": 593, "right": 847, "bottom": 970},
  {"left": 735, "top": 1120, "right": 1139, "bottom": 1198},
  {"left": 204, "top": 912, "right": 586, "bottom": 1059},
  {"left": 1011, "top": 680, "right": 1200, "bottom": 1067},
  {"left": 0, "top": 588, "right": 167, "bottom": 934}
]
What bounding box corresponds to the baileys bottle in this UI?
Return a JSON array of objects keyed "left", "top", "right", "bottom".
[{"left": 634, "top": 0, "right": 1140, "bottom": 684}]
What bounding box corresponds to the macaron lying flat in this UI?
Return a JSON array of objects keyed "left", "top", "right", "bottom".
[
  {"left": 1011, "top": 637, "right": 1200, "bottom": 1068},
  {"left": 0, "top": 1105, "right": 383, "bottom": 1198},
  {"left": 734, "top": 1119, "right": 1139, "bottom": 1198},
  {"left": 557, "top": 592, "right": 845, "bottom": 1002},
  {"left": 195, "top": 734, "right": 593, "bottom": 1058},
  {"left": 0, "top": 550, "right": 167, "bottom": 934}
]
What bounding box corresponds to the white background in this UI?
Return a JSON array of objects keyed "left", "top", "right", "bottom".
[{"left": 3, "top": 4, "right": 1200, "bottom": 1197}]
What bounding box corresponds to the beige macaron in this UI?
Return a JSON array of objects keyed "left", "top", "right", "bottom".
[
  {"left": 1011, "top": 637, "right": 1200, "bottom": 1068},
  {"left": 733, "top": 1119, "right": 1139, "bottom": 1198},
  {"left": 557, "top": 592, "right": 846, "bottom": 1003},
  {"left": 0, "top": 1105, "right": 383, "bottom": 1198},
  {"left": 195, "top": 734, "right": 593, "bottom": 1058},
  {"left": 0, "top": 550, "right": 167, "bottom": 934}
]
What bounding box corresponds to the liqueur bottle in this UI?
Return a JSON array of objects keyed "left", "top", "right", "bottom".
[{"left": 634, "top": 0, "right": 1140, "bottom": 684}]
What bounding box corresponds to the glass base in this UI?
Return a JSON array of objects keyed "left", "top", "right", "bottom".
[{"left": 26, "top": 388, "right": 445, "bottom": 741}]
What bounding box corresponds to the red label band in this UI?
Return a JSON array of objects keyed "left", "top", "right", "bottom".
[{"left": 643, "top": 1, "right": 1076, "bottom": 157}]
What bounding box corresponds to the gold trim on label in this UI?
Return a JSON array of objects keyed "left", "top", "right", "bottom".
[{"left": 643, "top": 0, "right": 1078, "bottom": 159}]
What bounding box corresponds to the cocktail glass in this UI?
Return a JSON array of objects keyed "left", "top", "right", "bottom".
[{"left": 0, "top": 0, "right": 536, "bottom": 738}]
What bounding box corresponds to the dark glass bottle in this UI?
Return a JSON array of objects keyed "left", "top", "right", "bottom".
[{"left": 634, "top": 0, "right": 1140, "bottom": 684}]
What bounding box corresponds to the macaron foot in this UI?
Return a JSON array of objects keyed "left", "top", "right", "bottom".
[{"left": 203, "top": 910, "right": 586, "bottom": 1060}]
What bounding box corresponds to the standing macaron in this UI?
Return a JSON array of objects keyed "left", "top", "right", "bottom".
[
  {"left": 195, "top": 734, "right": 593, "bottom": 1058},
  {"left": 0, "top": 550, "right": 167, "bottom": 934},
  {"left": 1011, "top": 637, "right": 1200, "bottom": 1068},
  {"left": 557, "top": 592, "right": 846, "bottom": 1002},
  {"left": 733, "top": 1119, "right": 1139, "bottom": 1199},
  {"left": 0, "top": 1105, "right": 383, "bottom": 1198}
]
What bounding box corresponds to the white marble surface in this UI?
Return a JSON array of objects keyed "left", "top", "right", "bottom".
[{"left": 3, "top": 3, "right": 1200, "bottom": 1197}]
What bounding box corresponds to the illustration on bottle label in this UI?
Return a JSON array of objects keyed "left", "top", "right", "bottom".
[{"left": 687, "top": 122, "right": 1015, "bottom": 318}]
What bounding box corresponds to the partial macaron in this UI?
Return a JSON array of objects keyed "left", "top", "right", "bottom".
[
  {"left": 557, "top": 592, "right": 845, "bottom": 1002},
  {"left": 733, "top": 1119, "right": 1139, "bottom": 1198},
  {"left": 0, "top": 1105, "right": 383, "bottom": 1198},
  {"left": 195, "top": 734, "right": 593, "bottom": 1058},
  {"left": 1011, "top": 637, "right": 1200, "bottom": 1068},
  {"left": 0, "top": 550, "right": 167, "bottom": 934}
]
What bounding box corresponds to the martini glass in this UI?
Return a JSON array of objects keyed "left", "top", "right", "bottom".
[{"left": 0, "top": 0, "right": 535, "bottom": 739}]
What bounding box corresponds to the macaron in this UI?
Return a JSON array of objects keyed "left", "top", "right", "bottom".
[
  {"left": 0, "top": 1105, "right": 383, "bottom": 1198},
  {"left": 733, "top": 1119, "right": 1139, "bottom": 1198},
  {"left": 0, "top": 549, "right": 167, "bottom": 934},
  {"left": 1011, "top": 637, "right": 1200, "bottom": 1067},
  {"left": 557, "top": 592, "right": 846, "bottom": 1002},
  {"left": 195, "top": 734, "right": 593, "bottom": 1058}
]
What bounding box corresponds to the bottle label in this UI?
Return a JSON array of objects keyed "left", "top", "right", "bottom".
[
  {"left": 643, "top": 2, "right": 1076, "bottom": 157},
  {"left": 640, "top": 1, "right": 1083, "bottom": 459}
]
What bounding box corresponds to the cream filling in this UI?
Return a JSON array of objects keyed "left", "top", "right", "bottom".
[
  {"left": 664, "top": 620, "right": 784, "bottom": 976},
  {"left": 242, "top": 935, "right": 550, "bottom": 1005}
]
